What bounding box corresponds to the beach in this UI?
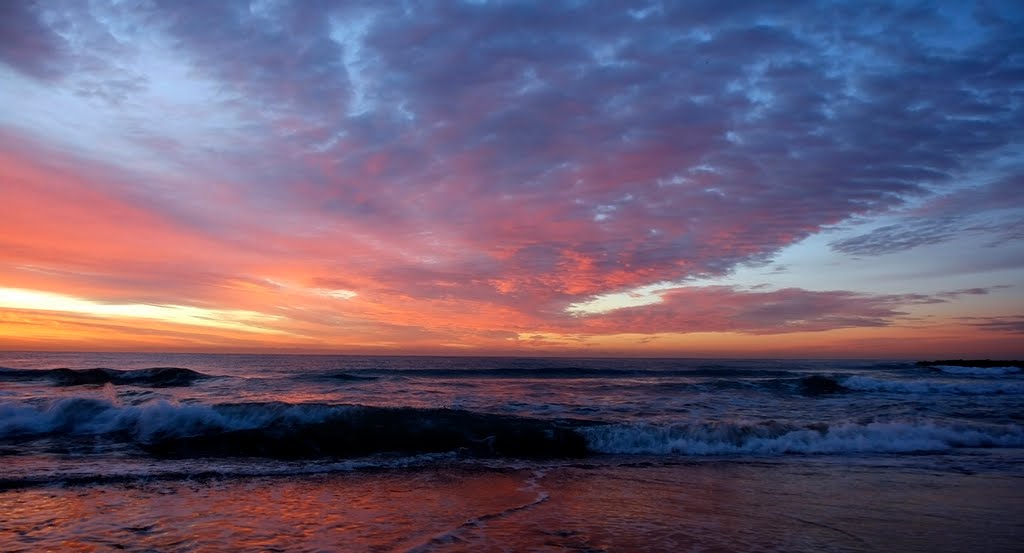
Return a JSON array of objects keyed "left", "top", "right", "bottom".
[{"left": 2, "top": 352, "right": 1022, "bottom": 552}]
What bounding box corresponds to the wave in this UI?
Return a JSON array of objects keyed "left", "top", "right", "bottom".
[
  {"left": 842, "top": 375, "right": 1024, "bottom": 395},
  {"left": 0, "top": 398, "right": 588, "bottom": 459},
  {"left": 583, "top": 420, "right": 1024, "bottom": 455},
  {"left": 0, "top": 453, "right": 455, "bottom": 491},
  {"left": 931, "top": 365, "right": 1021, "bottom": 376},
  {"left": 916, "top": 359, "right": 1023, "bottom": 370},
  {"left": 797, "top": 374, "right": 847, "bottom": 395},
  {"left": 0, "top": 367, "right": 211, "bottom": 387},
  {"left": 323, "top": 372, "right": 378, "bottom": 381},
  {"left": 318, "top": 367, "right": 797, "bottom": 380},
  {"left": 4, "top": 395, "right": 1022, "bottom": 462}
]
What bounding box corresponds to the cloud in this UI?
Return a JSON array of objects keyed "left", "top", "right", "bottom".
[
  {"left": 832, "top": 175, "right": 1024, "bottom": 256},
  {"left": 934, "top": 286, "right": 1009, "bottom": 300},
  {"left": 560, "top": 284, "right": 1019, "bottom": 336},
  {"left": 0, "top": 1, "right": 69, "bottom": 80},
  {"left": 0, "top": 1, "right": 1022, "bottom": 352},
  {"left": 563, "top": 286, "right": 919, "bottom": 335},
  {"left": 830, "top": 221, "right": 964, "bottom": 256},
  {"left": 958, "top": 316, "right": 1024, "bottom": 334}
]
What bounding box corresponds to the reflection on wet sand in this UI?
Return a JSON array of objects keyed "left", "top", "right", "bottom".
[{"left": 2, "top": 460, "right": 1022, "bottom": 552}]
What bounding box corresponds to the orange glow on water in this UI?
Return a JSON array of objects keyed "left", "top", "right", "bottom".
[{"left": 3, "top": 465, "right": 1019, "bottom": 552}]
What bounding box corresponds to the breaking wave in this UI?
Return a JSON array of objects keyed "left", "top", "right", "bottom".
[
  {"left": 0, "top": 398, "right": 587, "bottom": 459},
  {"left": 4, "top": 396, "right": 1022, "bottom": 461},
  {"left": 842, "top": 375, "right": 1024, "bottom": 395},
  {"left": 583, "top": 420, "right": 1024, "bottom": 455}
]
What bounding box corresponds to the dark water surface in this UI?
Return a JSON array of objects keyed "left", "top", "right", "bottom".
[{"left": 1, "top": 352, "right": 1022, "bottom": 551}]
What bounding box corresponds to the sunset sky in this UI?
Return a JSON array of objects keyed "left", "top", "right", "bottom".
[{"left": 0, "top": 0, "right": 1021, "bottom": 357}]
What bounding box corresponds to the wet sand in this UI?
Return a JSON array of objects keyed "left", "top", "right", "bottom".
[{"left": 3, "top": 457, "right": 1022, "bottom": 552}]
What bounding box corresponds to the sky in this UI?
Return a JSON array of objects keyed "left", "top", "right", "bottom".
[{"left": 0, "top": 0, "right": 1022, "bottom": 358}]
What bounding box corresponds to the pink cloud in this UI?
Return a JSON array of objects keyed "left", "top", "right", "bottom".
[{"left": 568, "top": 286, "right": 917, "bottom": 335}]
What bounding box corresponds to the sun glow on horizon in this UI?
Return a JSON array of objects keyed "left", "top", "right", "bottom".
[{"left": 0, "top": 288, "right": 283, "bottom": 335}]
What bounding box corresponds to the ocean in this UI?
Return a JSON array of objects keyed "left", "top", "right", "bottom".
[{"left": 1, "top": 352, "right": 1021, "bottom": 552}]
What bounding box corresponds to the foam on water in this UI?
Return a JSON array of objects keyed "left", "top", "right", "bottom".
[
  {"left": 842, "top": 375, "right": 1024, "bottom": 394},
  {"left": 583, "top": 420, "right": 1024, "bottom": 455},
  {"left": 0, "top": 397, "right": 588, "bottom": 459},
  {"left": 2, "top": 355, "right": 1023, "bottom": 476},
  {"left": 5, "top": 395, "right": 1021, "bottom": 460},
  {"left": 0, "top": 397, "right": 335, "bottom": 440},
  {"left": 933, "top": 365, "right": 1021, "bottom": 376}
]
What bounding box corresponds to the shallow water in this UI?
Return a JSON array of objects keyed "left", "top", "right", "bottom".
[{"left": 1, "top": 353, "right": 1022, "bottom": 551}]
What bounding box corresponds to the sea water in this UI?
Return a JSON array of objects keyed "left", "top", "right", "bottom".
[{"left": 1, "top": 352, "right": 1021, "bottom": 552}]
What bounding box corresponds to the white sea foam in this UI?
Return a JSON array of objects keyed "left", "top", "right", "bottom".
[
  {"left": 583, "top": 420, "right": 1024, "bottom": 455},
  {"left": 842, "top": 375, "right": 1024, "bottom": 395},
  {"left": 0, "top": 397, "right": 345, "bottom": 440},
  {"left": 933, "top": 365, "right": 1021, "bottom": 376}
]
